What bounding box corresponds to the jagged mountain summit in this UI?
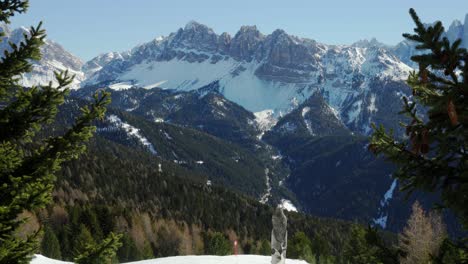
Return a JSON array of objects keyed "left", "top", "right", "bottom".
[
  {"left": 83, "top": 21, "right": 413, "bottom": 135},
  {"left": 0, "top": 23, "right": 84, "bottom": 89}
]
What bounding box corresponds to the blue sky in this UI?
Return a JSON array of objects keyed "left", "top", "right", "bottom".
[{"left": 10, "top": 0, "right": 468, "bottom": 61}]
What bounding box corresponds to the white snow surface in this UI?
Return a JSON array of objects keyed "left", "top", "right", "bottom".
[
  {"left": 279, "top": 199, "right": 298, "bottom": 212},
  {"left": 109, "top": 81, "right": 134, "bottom": 90},
  {"left": 382, "top": 179, "right": 398, "bottom": 205},
  {"left": 31, "top": 254, "right": 309, "bottom": 264},
  {"left": 259, "top": 168, "right": 272, "bottom": 204},
  {"left": 373, "top": 179, "right": 398, "bottom": 228},
  {"left": 254, "top": 109, "right": 278, "bottom": 134},
  {"left": 31, "top": 255, "right": 72, "bottom": 264},
  {"left": 119, "top": 59, "right": 237, "bottom": 93}
]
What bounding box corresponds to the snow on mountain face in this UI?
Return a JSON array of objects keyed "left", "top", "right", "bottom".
[
  {"left": 0, "top": 24, "right": 84, "bottom": 89},
  {"left": 254, "top": 109, "right": 278, "bottom": 134},
  {"left": 82, "top": 51, "right": 128, "bottom": 77},
  {"left": 373, "top": 178, "right": 398, "bottom": 229},
  {"left": 265, "top": 93, "right": 351, "bottom": 140},
  {"left": 84, "top": 21, "right": 413, "bottom": 132},
  {"left": 98, "top": 114, "right": 157, "bottom": 155}
]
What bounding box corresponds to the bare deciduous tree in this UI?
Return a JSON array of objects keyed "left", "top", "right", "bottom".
[{"left": 399, "top": 201, "right": 447, "bottom": 264}]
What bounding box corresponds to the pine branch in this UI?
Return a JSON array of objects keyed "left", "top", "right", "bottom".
[
  {"left": 0, "top": 71, "right": 72, "bottom": 142},
  {"left": 0, "top": 22, "right": 45, "bottom": 99},
  {"left": 0, "top": 0, "right": 28, "bottom": 24},
  {"left": 371, "top": 8, "right": 468, "bottom": 229}
]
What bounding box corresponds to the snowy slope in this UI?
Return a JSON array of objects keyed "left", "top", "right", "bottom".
[
  {"left": 0, "top": 24, "right": 84, "bottom": 89},
  {"left": 31, "top": 254, "right": 309, "bottom": 264}
]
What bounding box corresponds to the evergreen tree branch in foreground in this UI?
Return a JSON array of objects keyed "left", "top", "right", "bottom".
[
  {"left": 74, "top": 232, "right": 123, "bottom": 264},
  {"left": 368, "top": 8, "right": 468, "bottom": 263},
  {"left": 0, "top": 1, "right": 114, "bottom": 263},
  {"left": 369, "top": 8, "right": 468, "bottom": 229}
]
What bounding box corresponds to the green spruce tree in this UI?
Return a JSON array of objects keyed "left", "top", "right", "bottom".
[
  {"left": 74, "top": 232, "right": 122, "bottom": 264},
  {"left": 343, "top": 225, "right": 383, "bottom": 264},
  {"left": 73, "top": 225, "right": 95, "bottom": 258},
  {"left": 288, "top": 232, "right": 314, "bottom": 263},
  {"left": 0, "top": 1, "right": 111, "bottom": 263},
  {"left": 369, "top": 9, "right": 468, "bottom": 229},
  {"left": 117, "top": 234, "right": 141, "bottom": 262},
  {"left": 40, "top": 227, "right": 61, "bottom": 260},
  {"left": 258, "top": 239, "right": 271, "bottom": 256},
  {"left": 205, "top": 232, "right": 231, "bottom": 256},
  {"left": 311, "top": 234, "right": 331, "bottom": 264}
]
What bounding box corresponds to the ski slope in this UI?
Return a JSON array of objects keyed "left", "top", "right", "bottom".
[{"left": 31, "top": 254, "right": 309, "bottom": 264}]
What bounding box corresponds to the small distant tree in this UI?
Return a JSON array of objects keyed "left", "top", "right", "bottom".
[
  {"left": 258, "top": 239, "right": 271, "bottom": 256},
  {"left": 311, "top": 234, "right": 332, "bottom": 264},
  {"left": 242, "top": 241, "right": 256, "bottom": 254},
  {"left": 141, "top": 241, "right": 154, "bottom": 260},
  {"left": 117, "top": 234, "right": 141, "bottom": 262},
  {"left": 73, "top": 225, "right": 95, "bottom": 258},
  {"left": 155, "top": 226, "right": 180, "bottom": 257},
  {"left": 288, "top": 232, "right": 314, "bottom": 263},
  {"left": 40, "top": 227, "right": 61, "bottom": 259},
  {"left": 205, "top": 232, "right": 231, "bottom": 256},
  {"left": 0, "top": 0, "right": 111, "bottom": 263},
  {"left": 344, "top": 225, "right": 383, "bottom": 264},
  {"left": 398, "top": 201, "right": 447, "bottom": 264}
]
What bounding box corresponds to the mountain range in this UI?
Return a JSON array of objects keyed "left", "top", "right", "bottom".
[{"left": 2, "top": 14, "right": 467, "bottom": 236}]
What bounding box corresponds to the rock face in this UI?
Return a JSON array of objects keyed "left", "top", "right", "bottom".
[{"left": 271, "top": 207, "right": 287, "bottom": 264}]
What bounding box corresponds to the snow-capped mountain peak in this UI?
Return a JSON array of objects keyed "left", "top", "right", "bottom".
[{"left": 0, "top": 23, "right": 84, "bottom": 89}]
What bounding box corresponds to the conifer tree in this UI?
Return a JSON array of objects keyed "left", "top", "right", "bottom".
[
  {"left": 258, "top": 239, "right": 271, "bottom": 256},
  {"left": 369, "top": 9, "right": 468, "bottom": 228},
  {"left": 205, "top": 232, "right": 231, "bottom": 256},
  {"left": 311, "top": 234, "right": 331, "bottom": 264},
  {"left": 74, "top": 232, "right": 122, "bottom": 264},
  {"left": 73, "top": 225, "right": 95, "bottom": 258},
  {"left": 288, "top": 232, "right": 314, "bottom": 263},
  {"left": 343, "top": 225, "right": 383, "bottom": 264},
  {"left": 40, "top": 227, "right": 61, "bottom": 260},
  {"left": 117, "top": 234, "right": 141, "bottom": 262},
  {"left": 141, "top": 241, "right": 154, "bottom": 260},
  {"left": 0, "top": 1, "right": 112, "bottom": 263}
]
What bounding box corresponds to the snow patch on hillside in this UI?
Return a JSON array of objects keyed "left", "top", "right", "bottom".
[
  {"left": 107, "top": 115, "right": 157, "bottom": 155},
  {"left": 109, "top": 82, "right": 134, "bottom": 90},
  {"left": 259, "top": 168, "right": 272, "bottom": 204},
  {"left": 301, "top": 107, "right": 311, "bottom": 117},
  {"left": 119, "top": 59, "right": 238, "bottom": 91},
  {"left": 373, "top": 179, "right": 398, "bottom": 228},
  {"left": 254, "top": 109, "right": 278, "bottom": 136},
  {"left": 368, "top": 93, "right": 377, "bottom": 113},
  {"left": 279, "top": 199, "right": 298, "bottom": 212}
]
